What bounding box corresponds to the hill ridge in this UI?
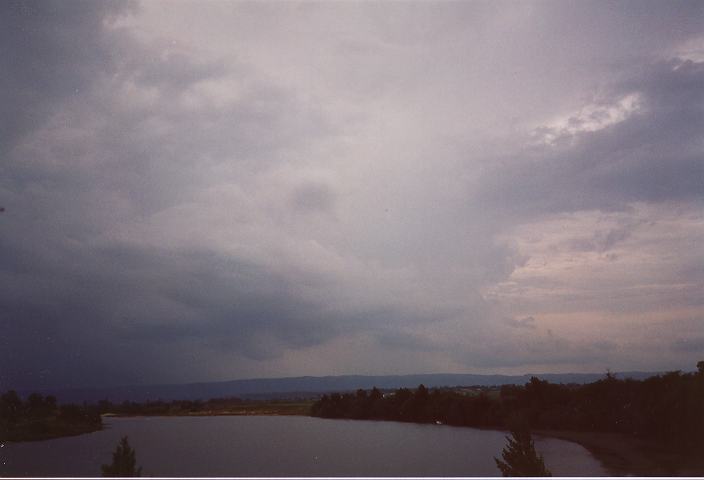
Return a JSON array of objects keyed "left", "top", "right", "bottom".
[{"left": 24, "top": 371, "right": 663, "bottom": 403}]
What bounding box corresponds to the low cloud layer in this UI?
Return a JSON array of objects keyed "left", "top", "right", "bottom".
[{"left": 2, "top": 1, "right": 702, "bottom": 390}]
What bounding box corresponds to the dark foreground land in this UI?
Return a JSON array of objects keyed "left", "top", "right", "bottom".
[
  {"left": 3, "top": 365, "right": 703, "bottom": 475},
  {"left": 0, "top": 392, "right": 310, "bottom": 442},
  {"left": 0, "top": 391, "right": 102, "bottom": 442},
  {"left": 536, "top": 429, "right": 704, "bottom": 476},
  {"left": 311, "top": 364, "right": 704, "bottom": 476}
]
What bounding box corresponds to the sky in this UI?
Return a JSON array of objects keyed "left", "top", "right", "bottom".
[{"left": 1, "top": 0, "right": 703, "bottom": 390}]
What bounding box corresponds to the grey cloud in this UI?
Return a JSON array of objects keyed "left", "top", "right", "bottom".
[
  {"left": 474, "top": 59, "right": 704, "bottom": 219},
  {"left": 0, "top": 0, "right": 133, "bottom": 154},
  {"left": 591, "top": 340, "right": 618, "bottom": 352},
  {"left": 4, "top": 22, "right": 332, "bottom": 231},
  {"left": 131, "top": 52, "right": 229, "bottom": 90},
  {"left": 0, "top": 2, "right": 342, "bottom": 388},
  {"left": 290, "top": 181, "right": 336, "bottom": 214},
  {"left": 450, "top": 337, "right": 576, "bottom": 369},
  {"left": 565, "top": 222, "right": 641, "bottom": 253},
  {"left": 376, "top": 331, "right": 441, "bottom": 352},
  {"left": 2, "top": 1, "right": 702, "bottom": 390},
  {"left": 504, "top": 316, "right": 537, "bottom": 330},
  {"left": 671, "top": 337, "right": 704, "bottom": 352},
  {"left": 0, "top": 238, "right": 365, "bottom": 388},
  {"left": 678, "top": 264, "right": 704, "bottom": 286},
  {"left": 597, "top": 226, "right": 634, "bottom": 251},
  {"left": 449, "top": 333, "right": 624, "bottom": 370}
]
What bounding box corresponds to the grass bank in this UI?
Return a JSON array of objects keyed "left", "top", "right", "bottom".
[
  {"left": 1, "top": 418, "right": 102, "bottom": 442},
  {"left": 108, "top": 400, "right": 314, "bottom": 417}
]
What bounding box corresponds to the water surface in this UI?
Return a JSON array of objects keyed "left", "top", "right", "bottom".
[{"left": 1, "top": 416, "right": 609, "bottom": 476}]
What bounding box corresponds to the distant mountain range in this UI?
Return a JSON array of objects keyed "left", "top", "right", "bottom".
[{"left": 30, "top": 371, "right": 661, "bottom": 403}]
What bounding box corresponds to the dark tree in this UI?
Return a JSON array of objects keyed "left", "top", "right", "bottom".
[
  {"left": 0, "top": 390, "right": 22, "bottom": 423},
  {"left": 101, "top": 436, "right": 142, "bottom": 477},
  {"left": 26, "top": 393, "right": 50, "bottom": 417},
  {"left": 494, "top": 427, "right": 551, "bottom": 477},
  {"left": 311, "top": 363, "right": 704, "bottom": 455}
]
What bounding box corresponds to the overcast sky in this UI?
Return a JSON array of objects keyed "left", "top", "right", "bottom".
[{"left": 2, "top": 0, "right": 703, "bottom": 390}]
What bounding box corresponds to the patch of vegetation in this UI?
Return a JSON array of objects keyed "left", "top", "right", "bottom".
[
  {"left": 101, "top": 436, "right": 142, "bottom": 477},
  {"left": 0, "top": 391, "right": 102, "bottom": 442},
  {"left": 98, "top": 397, "right": 314, "bottom": 417},
  {"left": 311, "top": 362, "right": 704, "bottom": 457},
  {"left": 495, "top": 425, "right": 551, "bottom": 477}
]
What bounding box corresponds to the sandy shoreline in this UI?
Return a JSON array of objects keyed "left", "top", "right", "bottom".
[{"left": 535, "top": 429, "right": 704, "bottom": 476}]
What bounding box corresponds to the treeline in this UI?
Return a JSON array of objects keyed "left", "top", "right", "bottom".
[
  {"left": 96, "top": 396, "right": 245, "bottom": 416},
  {"left": 311, "top": 363, "right": 704, "bottom": 453},
  {"left": 96, "top": 397, "right": 312, "bottom": 416},
  {"left": 0, "top": 390, "right": 101, "bottom": 441}
]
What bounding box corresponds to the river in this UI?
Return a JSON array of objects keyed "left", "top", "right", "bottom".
[{"left": 1, "top": 416, "right": 610, "bottom": 476}]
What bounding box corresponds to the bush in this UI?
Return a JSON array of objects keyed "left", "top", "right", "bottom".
[{"left": 101, "top": 436, "right": 142, "bottom": 477}]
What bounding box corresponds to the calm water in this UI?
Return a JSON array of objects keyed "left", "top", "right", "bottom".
[{"left": 1, "top": 416, "right": 610, "bottom": 477}]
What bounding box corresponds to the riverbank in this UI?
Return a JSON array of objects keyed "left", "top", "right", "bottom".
[
  {"left": 1, "top": 418, "right": 102, "bottom": 442},
  {"left": 536, "top": 429, "right": 704, "bottom": 476},
  {"left": 112, "top": 404, "right": 702, "bottom": 476},
  {"left": 106, "top": 400, "right": 313, "bottom": 417},
  {"left": 7, "top": 411, "right": 700, "bottom": 476},
  {"left": 112, "top": 406, "right": 702, "bottom": 476}
]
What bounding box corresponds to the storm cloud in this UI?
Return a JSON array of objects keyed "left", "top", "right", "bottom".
[{"left": 1, "top": 1, "right": 703, "bottom": 390}]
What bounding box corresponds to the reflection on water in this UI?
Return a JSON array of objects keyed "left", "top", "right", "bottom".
[{"left": 1, "top": 415, "right": 609, "bottom": 477}]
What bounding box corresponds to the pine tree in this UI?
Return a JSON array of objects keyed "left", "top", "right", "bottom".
[
  {"left": 494, "top": 427, "right": 552, "bottom": 477},
  {"left": 101, "top": 436, "right": 142, "bottom": 477}
]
